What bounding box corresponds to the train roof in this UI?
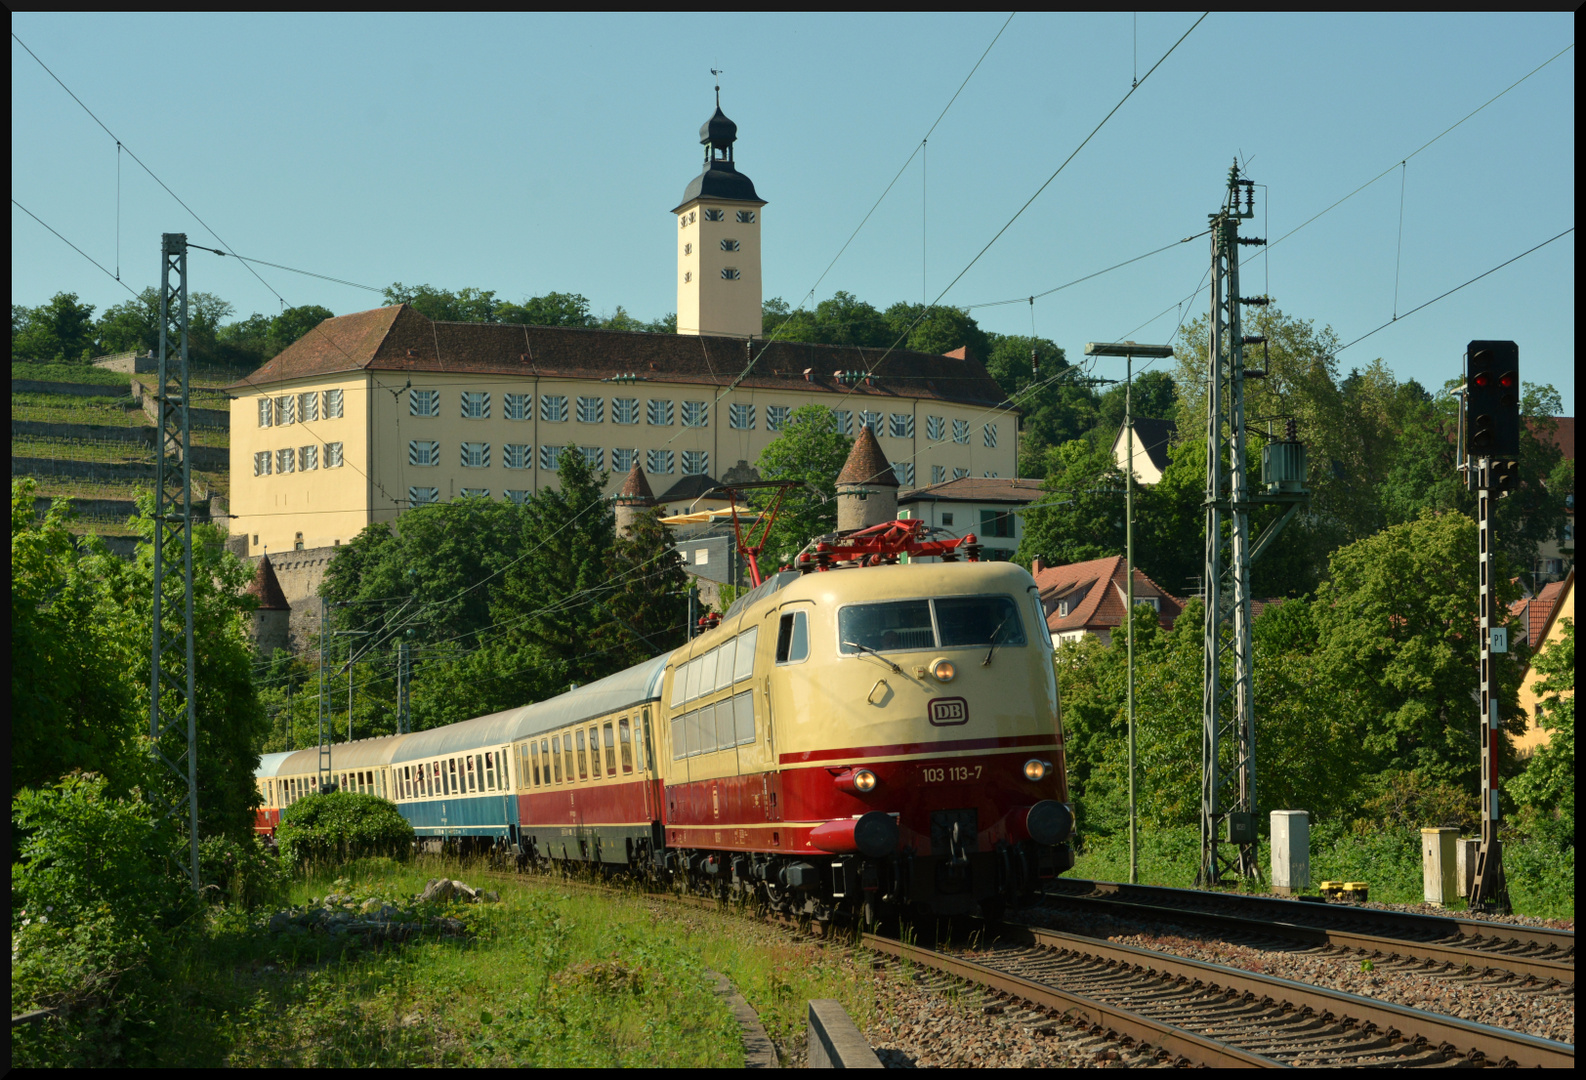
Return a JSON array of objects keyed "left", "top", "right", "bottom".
[
  {"left": 390, "top": 652, "right": 673, "bottom": 762},
  {"left": 277, "top": 732, "right": 411, "bottom": 777},
  {"left": 255, "top": 751, "right": 296, "bottom": 779}
]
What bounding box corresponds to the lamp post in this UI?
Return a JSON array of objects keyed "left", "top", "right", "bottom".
[{"left": 1086, "top": 340, "right": 1175, "bottom": 884}]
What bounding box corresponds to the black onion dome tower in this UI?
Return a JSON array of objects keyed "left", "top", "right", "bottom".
[{"left": 677, "top": 89, "right": 762, "bottom": 207}]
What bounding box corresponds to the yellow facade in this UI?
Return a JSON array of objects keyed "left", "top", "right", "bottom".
[
  {"left": 676, "top": 199, "right": 763, "bottom": 338},
  {"left": 229, "top": 369, "right": 1019, "bottom": 555},
  {"left": 1516, "top": 575, "right": 1572, "bottom": 754}
]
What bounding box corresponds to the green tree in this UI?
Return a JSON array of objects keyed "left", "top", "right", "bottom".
[
  {"left": 266, "top": 305, "right": 335, "bottom": 357},
  {"left": 761, "top": 290, "right": 891, "bottom": 347},
  {"left": 493, "top": 449, "right": 617, "bottom": 692},
  {"left": 383, "top": 282, "right": 501, "bottom": 323},
  {"left": 496, "top": 291, "right": 597, "bottom": 328},
  {"left": 1015, "top": 439, "right": 1125, "bottom": 568},
  {"left": 11, "top": 481, "right": 145, "bottom": 797},
  {"left": 753, "top": 404, "right": 853, "bottom": 564},
  {"left": 11, "top": 480, "right": 267, "bottom": 844},
  {"left": 12, "top": 292, "right": 98, "bottom": 361},
  {"left": 1310, "top": 510, "right": 1526, "bottom": 790},
  {"left": 883, "top": 301, "right": 991, "bottom": 360},
  {"left": 94, "top": 288, "right": 161, "bottom": 356},
  {"left": 1094, "top": 370, "right": 1177, "bottom": 443},
  {"left": 982, "top": 334, "right": 1095, "bottom": 472},
  {"left": 602, "top": 508, "right": 690, "bottom": 666}
]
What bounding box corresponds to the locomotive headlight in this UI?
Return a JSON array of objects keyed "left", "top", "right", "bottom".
[
  {"left": 931, "top": 658, "right": 956, "bottom": 682},
  {"left": 852, "top": 768, "right": 878, "bottom": 792},
  {"left": 1023, "top": 758, "right": 1050, "bottom": 782}
]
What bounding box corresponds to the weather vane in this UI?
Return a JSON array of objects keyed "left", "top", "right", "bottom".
[{"left": 711, "top": 67, "right": 723, "bottom": 105}]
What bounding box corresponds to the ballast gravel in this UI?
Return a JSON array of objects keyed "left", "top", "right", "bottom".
[{"left": 1016, "top": 904, "right": 1575, "bottom": 1046}]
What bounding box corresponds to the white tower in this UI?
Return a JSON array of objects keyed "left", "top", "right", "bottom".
[{"left": 675, "top": 89, "right": 766, "bottom": 338}]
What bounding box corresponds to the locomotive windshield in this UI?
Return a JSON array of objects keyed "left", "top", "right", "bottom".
[{"left": 839, "top": 595, "right": 1025, "bottom": 654}]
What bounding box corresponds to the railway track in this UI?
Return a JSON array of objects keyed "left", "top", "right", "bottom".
[
  {"left": 1032, "top": 878, "right": 1575, "bottom": 985},
  {"left": 479, "top": 864, "right": 1573, "bottom": 1066},
  {"left": 866, "top": 923, "right": 1576, "bottom": 1068}
]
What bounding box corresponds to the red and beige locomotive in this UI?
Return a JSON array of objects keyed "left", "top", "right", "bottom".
[{"left": 256, "top": 519, "right": 1072, "bottom": 920}]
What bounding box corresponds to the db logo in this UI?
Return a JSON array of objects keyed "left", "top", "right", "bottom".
[{"left": 929, "top": 697, "right": 969, "bottom": 726}]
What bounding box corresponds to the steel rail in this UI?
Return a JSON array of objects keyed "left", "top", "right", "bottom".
[
  {"left": 862, "top": 932, "right": 1279, "bottom": 1068},
  {"left": 1045, "top": 878, "right": 1575, "bottom": 956},
  {"left": 1040, "top": 892, "right": 1574, "bottom": 984},
  {"left": 1013, "top": 923, "right": 1575, "bottom": 1068}
]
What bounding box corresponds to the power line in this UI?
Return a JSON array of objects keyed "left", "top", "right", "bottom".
[
  {"left": 185, "top": 244, "right": 384, "bottom": 293},
  {"left": 1334, "top": 226, "right": 1574, "bottom": 356},
  {"left": 831, "top": 12, "right": 1209, "bottom": 403},
  {"left": 965, "top": 230, "right": 1210, "bottom": 310},
  {"left": 12, "top": 199, "right": 139, "bottom": 298},
  {"left": 1250, "top": 43, "right": 1573, "bottom": 266},
  {"left": 12, "top": 30, "right": 289, "bottom": 308}
]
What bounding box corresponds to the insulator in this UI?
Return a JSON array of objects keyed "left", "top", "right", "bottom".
[
  {"left": 1242, "top": 335, "right": 1267, "bottom": 346},
  {"left": 1238, "top": 296, "right": 1270, "bottom": 306},
  {"left": 1285, "top": 418, "right": 1297, "bottom": 442},
  {"left": 1237, "top": 237, "right": 1267, "bottom": 246}
]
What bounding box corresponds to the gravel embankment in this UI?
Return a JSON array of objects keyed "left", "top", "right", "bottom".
[{"left": 1016, "top": 904, "right": 1575, "bottom": 1045}]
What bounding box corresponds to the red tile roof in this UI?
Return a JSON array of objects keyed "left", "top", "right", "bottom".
[
  {"left": 227, "top": 304, "right": 1015, "bottom": 411},
  {"left": 900, "top": 476, "right": 1044, "bottom": 504},
  {"left": 1030, "top": 555, "right": 1182, "bottom": 635},
  {"left": 836, "top": 425, "right": 898, "bottom": 487}
]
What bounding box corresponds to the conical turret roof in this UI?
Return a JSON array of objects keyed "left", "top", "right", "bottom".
[
  {"left": 617, "top": 462, "right": 655, "bottom": 502},
  {"left": 245, "top": 552, "right": 290, "bottom": 611},
  {"left": 837, "top": 425, "right": 898, "bottom": 488}
]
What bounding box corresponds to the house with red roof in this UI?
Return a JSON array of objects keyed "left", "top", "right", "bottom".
[{"left": 1028, "top": 555, "right": 1184, "bottom": 645}]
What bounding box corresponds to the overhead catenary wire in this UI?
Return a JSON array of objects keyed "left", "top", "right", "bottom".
[
  {"left": 1334, "top": 226, "right": 1574, "bottom": 357},
  {"left": 828, "top": 13, "right": 1209, "bottom": 406}
]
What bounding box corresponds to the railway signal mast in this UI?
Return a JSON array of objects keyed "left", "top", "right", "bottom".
[
  {"left": 1198, "top": 166, "right": 1308, "bottom": 886},
  {"left": 149, "top": 233, "right": 200, "bottom": 890},
  {"left": 1464, "top": 340, "right": 1519, "bottom": 913}
]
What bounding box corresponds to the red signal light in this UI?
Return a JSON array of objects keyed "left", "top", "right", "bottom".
[
  {"left": 1473, "top": 371, "right": 1492, "bottom": 389},
  {"left": 1499, "top": 371, "right": 1517, "bottom": 389}
]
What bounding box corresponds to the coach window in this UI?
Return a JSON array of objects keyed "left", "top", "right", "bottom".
[
  {"left": 591, "top": 726, "right": 605, "bottom": 776},
  {"left": 551, "top": 736, "right": 563, "bottom": 782},
  {"left": 775, "top": 610, "right": 810, "bottom": 664},
  {"left": 601, "top": 722, "right": 616, "bottom": 775},
  {"left": 483, "top": 754, "right": 494, "bottom": 791},
  {"left": 618, "top": 718, "right": 634, "bottom": 773},
  {"left": 530, "top": 743, "right": 541, "bottom": 787},
  {"left": 463, "top": 756, "right": 474, "bottom": 793},
  {"left": 563, "top": 735, "right": 575, "bottom": 783},
  {"left": 447, "top": 758, "right": 458, "bottom": 795},
  {"left": 574, "top": 730, "right": 587, "bottom": 780},
  {"left": 642, "top": 709, "right": 656, "bottom": 772}
]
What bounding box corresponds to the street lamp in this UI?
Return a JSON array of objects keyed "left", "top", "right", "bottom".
[{"left": 1085, "top": 340, "right": 1175, "bottom": 885}]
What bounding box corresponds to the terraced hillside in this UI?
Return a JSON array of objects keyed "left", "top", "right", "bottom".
[{"left": 12, "top": 361, "right": 239, "bottom": 552}]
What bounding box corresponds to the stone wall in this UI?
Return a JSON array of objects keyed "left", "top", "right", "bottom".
[
  {"left": 92, "top": 351, "right": 158, "bottom": 374},
  {"left": 128, "top": 379, "right": 229, "bottom": 429},
  {"left": 13, "top": 456, "right": 155, "bottom": 482}
]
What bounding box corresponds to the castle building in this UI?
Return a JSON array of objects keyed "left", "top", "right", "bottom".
[
  {"left": 226, "top": 98, "right": 1019, "bottom": 556},
  {"left": 244, "top": 551, "right": 291, "bottom": 656}
]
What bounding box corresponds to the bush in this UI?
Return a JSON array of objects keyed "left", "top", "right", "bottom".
[
  {"left": 198, "top": 832, "right": 290, "bottom": 910},
  {"left": 275, "top": 792, "right": 415, "bottom": 868},
  {"left": 12, "top": 773, "right": 196, "bottom": 933}
]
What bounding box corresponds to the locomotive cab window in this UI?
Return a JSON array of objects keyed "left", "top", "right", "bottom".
[
  {"left": 935, "top": 596, "right": 1025, "bottom": 648},
  {"left": 775, "top": 610, "right": 810, "bottom": 664},
  {"left": 839, "top": 595, "right": 1026, "bottom": 654}
]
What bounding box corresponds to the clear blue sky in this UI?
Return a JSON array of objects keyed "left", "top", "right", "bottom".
[{"left": 12, "top": 13, "right": 1575, "bottom": 411}]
